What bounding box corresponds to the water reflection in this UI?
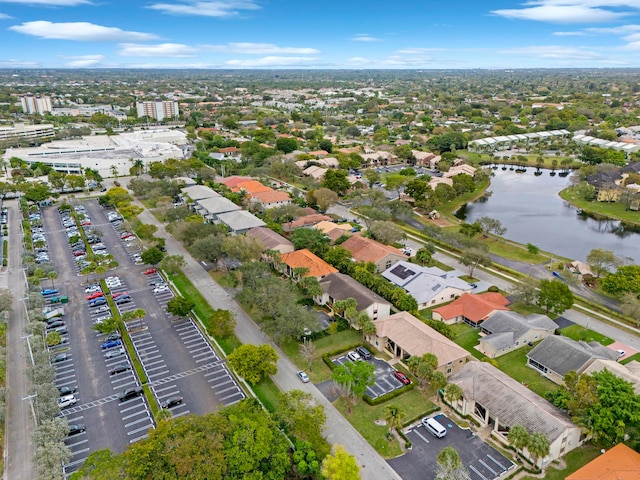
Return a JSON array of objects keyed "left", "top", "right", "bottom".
[{"left": 457, "top": 169, "right": 639, "bottom": 263}]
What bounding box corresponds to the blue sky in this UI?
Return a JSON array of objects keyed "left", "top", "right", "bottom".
[{"left": 1, "top": 0, "right": 640, "bottom": 68}]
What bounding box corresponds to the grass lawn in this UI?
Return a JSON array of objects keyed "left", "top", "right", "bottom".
[
  {"left": 560, "top": 187, "right": 640, "bottom": 226},
  {"left": 252, "top": 377, "right": 282, "bottom": 414},
  {"left": 479, "top": 237, "right": 550, "bottom": 264},
  {"left": 509, "top": 302, "right": 547, "bottom": 316},
  {"left": 450, "top": 323, "right": 485, "bottom": 360},
  {"left": 560, "top": 324, "right": 614, "bottom": 346},
  {"left": 281, "top": 330, "right": 362, "bottom": 383},
  {"left": 209, "top": 270, "right": 237, "bottom": 288},
  {"left": 621, "top": 352, "right": 640, "bottom": 365},
  {"left": 494, "top": 347, "right": 558, "bottom": 398},
  {"left": 333, "top": 389, "right": 436, "bottom": 458},
  {"left": 522, "top": 443, "right": 601, "bottom": 480}
]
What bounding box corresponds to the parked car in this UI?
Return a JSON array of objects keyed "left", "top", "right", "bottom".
[
  {"left": 297, "top": 371, "right": 310, "bottom": 383},
  {"left": 347, "top": 351, "right": 362, "bottom": 362},
  {"left": 109, "top": 363, "right": 130, "bottom": 376},
  {"left": 58, "top": 394, "right": 77, "bottom": 408},
  {"left": 67, "top": 423, "right": 86, "bottom": 436},
  {"left": 58, "top": 386, "right": 77, "bottom": 396},
  {"left": 86, "top": 292, "right": 104, "bottom": 300},
  {"left": 41, "top": 289, "right": 58, "bottom": 296},
  {"left": 393, "top": 370, "right": 411, "bottom": 385},
  {"left": 105, "top": 332, "right": 121, "bottom": 342},
  {"left": 52, "top": 353, "right": 68, "bottom": 363},
  {"left": 153, "top": 285, "right": 169, "bottom": 294},
  {"left": 119, "top": 386, "right": 143, "bottom": 402},
  {"left": 121, "top": 232, "right": 133, "bottom": 239},
  {"left": 46, "top": 321, "right": 65, "bottom": 330},
  {"left": 111, "top": 291, "right": 128, "bottom": 299},
  {"left": 101, "top": 339, "right": 122, "bottom": 349},
  {"left": 355, "top": 346, "right": 372, "bottom": 360},
  {"left": 89, "top": 298, "right": 107, "bottom": 307},
  {"left": 142, "top": 268, "right": 157, "bottom": 275},
  {"left": 161, "top": 396, "right": 183, "bottom": 409},
  {"left": 115, "top": 296, "right": 132, "bottom": 305},
  {"left": 84, "top": 285, "right": 101, "bottom": 294},
  {"left": 91, "top": 305, "right": 110, "bottom": 314},
  {"left": 105, "top": 346, "right": 125, "bottom": 359}
]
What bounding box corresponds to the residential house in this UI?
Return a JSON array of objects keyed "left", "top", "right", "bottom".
[
  {"left": 527, "top": 335, "right": 619, "bottom": 385},
  {"left": 432, "top": 292, "right": 511, "bottom": 326},
  {"left": 382, "top": 262, "right": 476, "bottom": 309},
  {"left": 317, "top": 272, "right": 391, "bottom": 321},
  {"left": 412, "top": 150, "right": 441, "bottom": 168},
  {"left": 428, "top": 176, "right": 454, "bottom": 190},
  {"left": 246, "top": 226, "right": 294, "bottom": 254},
  {"left": 448, "top": 362, "right": 585, "bottom": 467},
  {"left": 341, "top": 235, "right": 406, "bottom": 273},
  {"left": 586, "top": 170, "right": 623, "bottom": 202},
  {"left": 193, "top": 195, "right": 241, "bottom": 222},
  {"left": 443, "top": 163, "right": 476, "bottom": 178},
  {"left": 217, "top": 210, "right": 265, "bottom": 235},
  {"left": 478, "top": 311, "right": 558, "bottom": 358},
  {"left": 302, "top": 165, "right": 327, "bottom": 180},
  {"left": 283, "top": 214, "right": 333, "bottom": 232},
  {"left": 181, "top": 184, "right": 219, "bottom": 202},
  {"left": 217, "top": 176, "right": 253, "bottom": 189},
  {"left": 314, "top": 220, "right": 352, "bottom": 243},
  {"left": 249, "top": 190, "right": 292, "bottom": 209},
  {"left": 583, "top": 359, "right": 640, "bottom": 395},
  {"left": 566, "top": 443, "right": 640, "bottom": 480},
  {"left": 367, "top": 311, "right": 471, "bottom": 375},
  {"left": 231, "top": 179, "right": 272, "bottom": 194},
  {"left": 280, "top": 249, "right": 338, "bottom": 279}
]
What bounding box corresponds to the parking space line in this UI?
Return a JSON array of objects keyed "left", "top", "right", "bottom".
[
  {"left": 122, "top": 411, "right": 149, "bottom": 421},
  {"left": 119, "top": 403, "right": 145, "bottom": 414},
  {"left": 125, "top": 418, "right": 153, "bottom": 428},
  {"left": 152, "top": 384, "right": 177, "bottom": 394},
  {"left": 65, "top": 438, "right": 88, "bottom": 448},
  {"left": 144, "top": 359, "right": 165, "bottom": 368}
]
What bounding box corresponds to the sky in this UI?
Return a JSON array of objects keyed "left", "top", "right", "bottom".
[{"left": 2, "top": 0, "right": 640, "bottom": 69}]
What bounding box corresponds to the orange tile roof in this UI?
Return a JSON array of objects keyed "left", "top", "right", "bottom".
[
  {"left": 283, "top": 214, "right": 333, "bottom": 230},
  {"left": 566, "top": 443, "right": 640, "bottom": 480},
  {"left": 232, "top": 180, "right": 272, "bottom": 194},
  {"left": 432, "top": 293, "right": 510, "bottom": 323},
  {"left": 341, "top": 235, "right": 404, "bottom": 263},
  {"left": 308, "top": 150, "right": 329, "bottom": 156},
  {"left": 280, "top": 249, "right": 338, "bottom": 278},
  {"left": 250, "top": 190, "right": 291, "bottom": 204},
  {"left": 218, "top": 176, "right": 252, "bottom": 188},
  {"left": 219, "top": 147, "right": 239, "bottom": 153}
]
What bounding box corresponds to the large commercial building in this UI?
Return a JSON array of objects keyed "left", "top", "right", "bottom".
[
  {"left": 136, "top": 99, "right": 179, "bottom": 121},
  {"left": 0, "top": 123, "right": 55, "bottom": 145},
  {"left": 20, "top": 94, "right": 52, "bottom": 115}
]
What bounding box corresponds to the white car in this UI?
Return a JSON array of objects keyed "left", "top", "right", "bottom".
[
  {"left": 297, "top": 371, "right": 310, "bottom": 383},
  {"left": 106, "top": 281, "right": 121, "bottom": 288},
  {"left": 153, "top": 285, "right": 170, "bottom": 294},
  {"left": 58, "top": 394, "right": 78, "bottom": 408},
  {"left": 84, "top": 285, "right": 101, "bottom": 294},
  {"left": 347, "top": 351, "right": 362, "bottom": 362}
]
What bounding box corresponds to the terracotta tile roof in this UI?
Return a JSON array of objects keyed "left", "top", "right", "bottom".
[
  {"left": 374, "top": 312, "right": 470, "bottom": 366},
  {"left": 566, "top": 443, "right": 640, "bottom": 480},
  {"left": 280, "top": 249, "right": 338, "bottom": 278},
  {"left": 283, "top": 214, "right": 332, "bottom": 231},
  {"left": 232, "top": 180, "right": 272, "bottom": 194},
  {"left": 432, "top": 293, "right": 510, "bottom": 323},
  {"left": 341, "top": 235, "right": 404, "bottom": 263},
  {"left": 218, "top": 176, "right": 252, "bottom": 188},
  {"left": 219, "top": 147, "right": 239, "bottom": 154},
  {"left": 250, "top": 190, "right": 291, "bottom": 204},
  {"left": 308, "top": 150, "right": 329, "bottom": 156}
]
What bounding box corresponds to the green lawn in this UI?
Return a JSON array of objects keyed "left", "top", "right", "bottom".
[
  {"left": 522, "top": 443, "right": 601, "bottom": 480},
  {"left": 621, "top": 352, "right": 640, "bottom": 365},
  {"left": 509, "top": 302, "right": 547, "bottom": 316},
  {"left": 450, "top": 324, "right": 485, "bottom": 360},
  {"left": 560, "top": 187, "right": 640, "bottom": 226},
  {"left": 559, "top": 324, "right": 614, "bottom": 346},
  {"left": 333, "top": 389, "right": 436, "bottom": 458},
  {"left": 252, "top": 377, "right": 282, "bottom": 413},
  {"left": 479, "top": 237, "right": 550, "bottom": 264},
  {"left": 281, "top": 330, "right": 361, "bottom": 383}
]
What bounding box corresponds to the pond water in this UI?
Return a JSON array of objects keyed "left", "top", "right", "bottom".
[{"left": 455, "top": 169, "right": 640, "bottom": 263}]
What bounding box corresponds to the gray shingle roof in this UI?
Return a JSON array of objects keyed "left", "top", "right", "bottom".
[
  {"left": 449, "top": 362, "right": 576, "bottom": 441},
  {"left": 319, "top": 273, "right": 390, "bottom": 311},
  {"left": 527, "top": 335, "right": 618, "bottom": 377},
  {"left": 481, "top": 312, "right": 558, "bottom": 350}
]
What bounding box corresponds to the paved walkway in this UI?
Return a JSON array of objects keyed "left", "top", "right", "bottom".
[
  {"left": 4, "top": 200, "right": 34, "bottom": 480},
  {"left": 132, "top": 203, "right": 401, "bottom": 480}
]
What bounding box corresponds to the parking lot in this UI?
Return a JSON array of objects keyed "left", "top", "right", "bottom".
[
  {"left": 37, "top": 199, "right": 245, "bottom": 477},
  {"left": 388, "top": 414, "right": 516, "bottom": 480},
  {"left": 332, "top": 352, "right": 406, "bottom": 400}
]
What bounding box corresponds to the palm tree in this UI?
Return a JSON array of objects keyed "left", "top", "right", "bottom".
[
  {"left": 443, "top": 383, "right": 463, "bottom": 407},
  {"left": 527, "top": 432, "right": 550, "bottom": 469},
  {"left": 47, "top": 271, "right": 58, "bottom": 289},
  {"left": 435, "top": 446, "right": 467, "bottom": 480},
  {"left": 384, "top": 404, "right": 405, "bottom": 435},
  {"left": 507, "top": 424, "right": 529, "bottom": 458},
  {"left": 359, "top": 316, "right": 376, "bottom": 343}
]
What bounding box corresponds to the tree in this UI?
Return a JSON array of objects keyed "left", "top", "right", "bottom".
[
  {"left": 190, "top": 233, "right": 226, "bottom": 265},
  {"left": 291, "top": 228, "right": 330, "bottom": 256},
  {"left": 47, "top": 271, "right": 58, "bottom": 289},
  {"left": 321, "top": 445, "right": 360, "bottom": 480},
  {"left": 527, "top": 433, "right": 550, "bottom": 468},
  {"left": 299, "top": 338, "right": 317, "bottom": 371},
  {"left": 364, "top": 169, "right": 380, "bottom": 188},
  {"left": 140, "top": 246, "right": 165, "bottom": 266},
  {"left": 160, "top": 255, "right": 185, "bottom": 276},
  {"left": 459, "top": 221, "right": 482, "bottom": 237},
  {"left": 166, "top": 296, "right": 195, "bottom": 318},
  {"left": 451, "top": 173, "right": 475, "bottom": 195},
  {"left": 384, "top": 404, "right": 405, "bottom": 434},
  {"left": 299, "top": 275, "right": 322, "bottom": 297},
  {"left": 404, "top": 177, "right": 430, "bottom": 205},
  {"left": 222, "top": 235, "right": 263, "bottom": 263},
  {"left": 478, "top": 216, "right": 506, "bottom": 237},
  {"left": 312, "top": 188, "right": 339, "bottom": 212},
  {"left": 322, "top": 169, "right": 350, "bottom": 195},
  {"left": 443, "top": 383, "right": 463, "bottom": 406},
  {"left": 277, "top": 390, "right": 328, "bottom": 457},
  {"left": 368, "top": 220, "right": 404, "bottom": 245},
  {"left": 460, "top": 247, "right": 491, "bottom": 278},
  {"left": 23, "top": 183, "right": 51, "bottom": 204},
  {"left": 385, "top": 174, "right": 408, "bottom": 198},
  {"left": 275, "top": 137, "right": 298, "bottom": 153},
  {"left": 227, "top": 344, "right": 278, "bottom": 385},
  {"left": 407, "top": 353, "right": 438, "bottom": 392},
  {"left": 121, "top": 308, "right": 146, "bottom": 330},
  {"left": 526, "top": 243, "right": 540, "bottom": 255},
  {"left": 512, "top": 276, "right": 540, "bottom": 305},
  {"left": 601, "top": 265, "right": 640, "bottom": 297},
  {"left": 621, "top": 292, "right": 640, "bottom": 327},
  {"left": 537, "top": 279, "right": 573, "bottom": 316},
  {"left": 134, "top": 223, "right": 158, "bottom": 240},
  {"left": 415, "top": 245, "right": 435, "bottom": 266},
  {"left": 331, "top": 361, "right": 375, "bottom": 410},
  {"left": 507, "top": 424, "right": 530, "bottom": 455},
  {"left": 586, "top": 248, "right": 622, "bottom": 278},
  {"left": 435, "top": 446, "right": 468, "bottom": 480},
  {"left": 206, "top": 309, "right": 236, "bottom": 338}
]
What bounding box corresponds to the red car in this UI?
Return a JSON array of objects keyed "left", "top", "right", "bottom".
[
  {"left": 73, "top": 250, "right": 86, "bottom": 256},
  {"left": 80, "top": 220, "right": 91, "bottom": 226},
  {"left": 142, "top": 268, "right": 157, "bottom": 275},
  {"left": 111, "top": 291, "right": 128, "bottom": 299},
  {"left": 121, "top": 232, "right": 133, "bottom": 239},
  {"left": 86, "top": 292, "right": 104, "bottom": 300},
  {"left": 393, "top": 371, "right": 411, "bottom": 385}
]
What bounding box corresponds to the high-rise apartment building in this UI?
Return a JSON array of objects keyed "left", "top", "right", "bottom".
[
  {"left": 136, "top": 99, "right": 179, "bottom": 121},
  {"left": 20, "top": 94, "right": 52, "bottom": 115}
]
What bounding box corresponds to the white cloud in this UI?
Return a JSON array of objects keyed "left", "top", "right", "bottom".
[
  {"left": 119, "top": 43, "right": 197, "bottom": 57},
  {"left": 501, "top": 45, "right": 603, "bottom": 59},
  {"left": 0, "top": 13, "right": 11, "bottom": 19},
  {"left": 148, "top": 0, "right": 259, "bottom": 17},
  {"left": 10, "top": 21, "right": 157, "bottom": 41},
  {"left": 587, "top": 24, "right": 640, "bottom": 34},
  {"left": 62, "top": 54, "right": 104, "bottom": 67},
  {"left": 492, "top": 5, "right": 628, "bottom": 23},
  {"left": 351, "top": 34, "right": 381, "bottom": 42},
  {"left": 204, "top": 42, "right": 319, "bottom": 54},
  {"left": 225, "top": 56, "right": 318, "bottom": 67},
  {"left": 0, "top": 59, "right": 39, "bottom": 67},
  {"left": 0, "top": 0, "right": 90, "bottom": 4}
]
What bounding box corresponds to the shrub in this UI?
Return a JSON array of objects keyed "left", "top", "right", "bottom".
[{"left": 487, "top": 285, "right": 500, "bottom": 292}]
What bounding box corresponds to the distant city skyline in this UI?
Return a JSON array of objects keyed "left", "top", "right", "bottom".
[{"left": 1, "top": 0, "right": 640, "bottom": 69}]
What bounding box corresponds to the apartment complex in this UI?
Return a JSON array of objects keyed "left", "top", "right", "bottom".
[
  {"left": 20, "top": 94, "right": 52, "bottom": 115},
  {"left": 0, "top": 123, "right": 55, "bottom": 144},
  {"left": 136, "top": 99, "right": 179, "bottom": 121}
]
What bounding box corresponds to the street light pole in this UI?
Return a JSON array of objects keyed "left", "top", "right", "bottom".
[
  {"left": 22, "top": 393, "right": 38, "bottom": 427},
  {"left": 21, "top": 334, "right": 34, "bottom": 366}
]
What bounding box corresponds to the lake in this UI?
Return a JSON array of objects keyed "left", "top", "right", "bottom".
[{"left": 455, "top": 169, "right": 640, "bottom": 263}]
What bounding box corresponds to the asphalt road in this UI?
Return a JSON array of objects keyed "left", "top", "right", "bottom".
[{"left": 4, "top": 200, "right": 34, "bottom": 480}]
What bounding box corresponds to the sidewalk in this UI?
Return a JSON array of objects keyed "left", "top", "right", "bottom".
[{"left": 133, "top": 204, "right": 402, "bottom": 480}]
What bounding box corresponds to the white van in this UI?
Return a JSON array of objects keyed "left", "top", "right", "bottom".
[{"left": 423, "top": 417, "right": 447, "bottom": 438}]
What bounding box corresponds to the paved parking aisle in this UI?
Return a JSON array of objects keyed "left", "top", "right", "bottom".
[{"left": 332, "top": 354, "right": 405, "bottom": 400}]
